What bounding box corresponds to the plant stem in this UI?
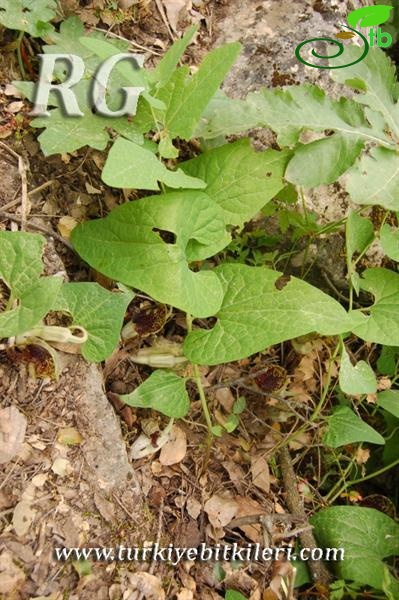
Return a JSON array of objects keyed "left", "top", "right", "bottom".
[
  {"left": 327, "top": 457, "right": 399, "bottom": 503},
  {"left": 186, "top": 313, "right": 214, "bottom": 440},
  {"left": 16, "top": 31, "right": 26, "bottom": 79}
]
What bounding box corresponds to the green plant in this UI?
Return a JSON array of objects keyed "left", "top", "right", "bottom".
[
  {"left": 0, "top": 231, "right": 133, "bottom": 366},
  {"left": 7, "top": 14, "right": 399, "bottom": 595}
]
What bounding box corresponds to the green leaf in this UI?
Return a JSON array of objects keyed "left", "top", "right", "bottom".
[
  {"left": 311, "top": 506, "right": 399, "bottom": 594},
  {"left": 53, "top": 283, "right": 133, "bottom": 362},
  {"left": 0, "top": 0, "right": 56, "bottom": 36},
  {"left": 339, "top": 346, "right": 377, "bottom": 395},
  {"left": 184, "top": 264, "right": 352, "bottom": 365},
  {"left": 332, "top": 47, "right": 399, "bottom": 140},
  {"left": 380, "top": 223, "right": 399, "bottom": 261},
  {"left": 345, "top": 148, "right": 399, "bottom": 211},
  {"left": 0, "top": 231, "right": 62, "bottom": 337},
  {"left": 0, "top": 278, "right": 62, "bottom": 338},
  {"left": 180, "top": 139, "right": 288, "bottom": 226},
  {"left": 16, "top": 17, "right": 145, "bottom": 155},
  {"left": 377, "top": 345, "right": 399, "bottom": 376},
  {"left": 120, "top": 370, "right": 190, "bottom": 418},
  {"left": 346, "top": 210, "right": 374, "bottom": 264},
  {"left": 351, "top": 268, "right": 399, "bottom": 346},
  {"left": 151, "top": 42, "right": 241, "bottom": 141},
  {"left": 323, "top": 406, "right": 385, "bottom": 447},
  {"left": 225, "top": 591, "right": 247, "bottom": 600},
  {"left": 71, "top": 191, "right": 228, "bottom": 318},
  {"left": 377, "top": 390, "right": 399, "bottom": 418},
  {"left": 102, "top": 138, "right": 206, "bottom": 191},
  {"left": 347, "top": 5, "right": 393, "bottom": 28},
  {"left": 286, "top": 134, "right": 364, "bottom": 187},
  {"left": 196, "top": 84, "right": 375, "bottom": 147},
  {"left": 149, "top": 25, "right": 198, "bottom": 89}
]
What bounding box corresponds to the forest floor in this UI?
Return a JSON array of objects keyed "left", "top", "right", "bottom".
[{"left": 0, "top": 1, "right": 383, "bottom": 599}]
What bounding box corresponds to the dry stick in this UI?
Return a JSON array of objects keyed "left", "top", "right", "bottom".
[
  {"left": 279, "top": 446, "right": 332, "bottom": 586},
  {"left": 154, "top": 0, "right": 175, "bottom": 41},
  {"left": 0, "top": 141, "right": 29, "bottom": 230}
]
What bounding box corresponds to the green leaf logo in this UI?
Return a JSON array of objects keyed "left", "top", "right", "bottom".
[{"left": 347, "top": 5, "right": 393, "bottom": 28}]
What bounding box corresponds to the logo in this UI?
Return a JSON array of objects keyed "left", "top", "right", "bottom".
[{"left": 295, "top": 4, "right": 393, "bottom": 69}]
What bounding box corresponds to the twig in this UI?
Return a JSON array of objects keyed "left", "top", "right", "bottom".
[
  {"left": 0, "top": 211, "right": 73, "bottom": 250},
  {"left": 0, "top": 141, "right": 30, "bottom": 230},
  {"left": 154, "top": 0, "right": 175, "bottom": 41},
  {"left": 279, "top": 446, "right": 332, "bottom": 586}
]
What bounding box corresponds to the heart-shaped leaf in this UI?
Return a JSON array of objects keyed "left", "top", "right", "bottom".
[
  {"left": 339, "top": 345, "right": 377, "bottom": 395},
  {"left": 71, "top": 191, "right": 229, "bottom": 318},
  {"left": 323, "top": 406, "right": 385, "bottom": 447}
]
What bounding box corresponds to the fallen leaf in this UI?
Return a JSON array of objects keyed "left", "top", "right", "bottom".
[
  {"left": 250, "top": 454, "right": 270, "bottom": 494},
  {"left": 177, "top": 590, "right": 194, "bottom": 600},
  {"left": 130, "top": 420, "right": 173, "bottom": 460},
  {"left": 51, "top": 457, "right": 72, "bottom": 477},
  {"left": 204, "top": 494, "right": 238, "bottom": 529},
  {"left": 0, "top": 406, "right": 27, "bottom": 464},
  {"left": 162, "top": 0, "right": 191, "bottom": 32},
  {"left": 57, "top": 216, "right": 78, "bottom": 240},
  {"left": 94, "top": 492, "right": 115, "bottom": 522},
  {"left": 57, "top": 427, "right": 83, "bottom": 445},
  {"left": 186, "top": 496, "right": 201, "bottom": 520},
  {"left": 0, "top": 551, "right": 26, "bottom": 595},
  {"left": 355, "top": 447, "right": 370, "bottom": 465},
  {"left": 128, "top": 572, "right": 166, "bottom": 600},
  {"left": 160, "top": 425, "right": 187, "bottom": 465},
  {"left": 12, "top": 500, "right": 36, "bottom": 536}
]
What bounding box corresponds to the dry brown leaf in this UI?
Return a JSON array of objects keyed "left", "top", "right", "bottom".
[
  {"left": 250, "top": 454, "right": 270, "bottom": 494},
  {"left": 222, "top": 460, "right": 246, "bottom": 493},
  {"left": 162, "top": 0, "right": 191, "bottom": 32},
  {"left": 0, "top": 406, "right": 27, "bottom": 464},
  {"left": 12, "top": 500, "right": 36, "bottom": 536},
  {"left": 204, "top": 494, "right": 238, "bottom": 529},
  {"left": 94, "top": 492, "right": 115, "bottom": 522},
  {"left": 0, "top": 551, "right": 26, "bottom": 595},
  {"left": 288, "top": 431, "right": 312, "bottom": 451},
  {"left": 51, "top": 457, "right": 72, "bottom": 477},
  {"left": 57, "top": 216, "right": 78, "bottom": 240},
  {"left": 128, "top": 572, "right": 165, "bottom": 600},
  {"left": 159, "top": 425, "right": 187, "bottom": 465},
  {"left": 57, "top": 427, "right": 83, "bottom": 445},
  {"left": 186, "top": 496, "right": 201, "bottom": 520},
  {"left": 355, "top": 447, "right": 370, "bottom": 465},
  {"left": 234, "top": 496, "right": 268, "bottom": 543},
  {"left": 215, "top": 387, "right": 235, "bottom": 412},
  {"left": 177, "top": 590, "right": 194, "bottom": 600}
]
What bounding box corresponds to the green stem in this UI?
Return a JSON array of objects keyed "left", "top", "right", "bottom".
[
  {"left": 186, "top": 313, "right": 214, "bottom": 440},
  {"left": 16, "top": 31, "right": 26, "bottom": 79},
  {"left": 328, "top": 457, "right": 399, "bottom": 502}
]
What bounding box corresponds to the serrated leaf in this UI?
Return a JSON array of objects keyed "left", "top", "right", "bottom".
[
  {"left": 150, "top": 42, "right": 241, "bottom": 141},
  {"left": 351, "top": 268, "right": 399, "bottom": 346},
  {"left": 102, "top": 138, "right": 206, "bottom": 191},
  {"left": 0, "top": 0, "right": 57, "bottom": 36},
  {"left": 53, "top": 283, "right": 133, "bottom": 362},
  {"left": 377, "top": 390, "right": 399, "bottom": 418},
  {"left": 380, "top": 223, "right": 399, "bottom": 261},
  {"left": 183, "top": 264, "right": 352, "bottom": 365},
  {"left": 347, "top": 5, "right": 393, "bottom": 29},
  {"left": 180, "top": 139, "right": 288, "bottom": 226},
  {"left": 120, "top": 370, "right": 190, "bottom": 418},
  {"left": 286, "top": 134, "right": 364, "bottom": 187},
  {"left": 339, "top": 346, "right": 377, "bottom": 395},
  {"left": 311, "top": 506, "right": 399, "bottom": 594},
  {"left": 71, "top": 191, "right": 228, "bottom": 318},
  {"left": 0, "top": 231, "right": 62, "bottom": 337},
  {"left": 323, "top": 406, "right": 385, "bottom": 447},
  {"left": 196, "top": 84, "right": 379, "bottom": 147},
  {"left": 332, "top": 47, "right": 399, "bottom": 140},
  {"left": 346, "top": 147, "right": 399, "bottom": 211}
]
